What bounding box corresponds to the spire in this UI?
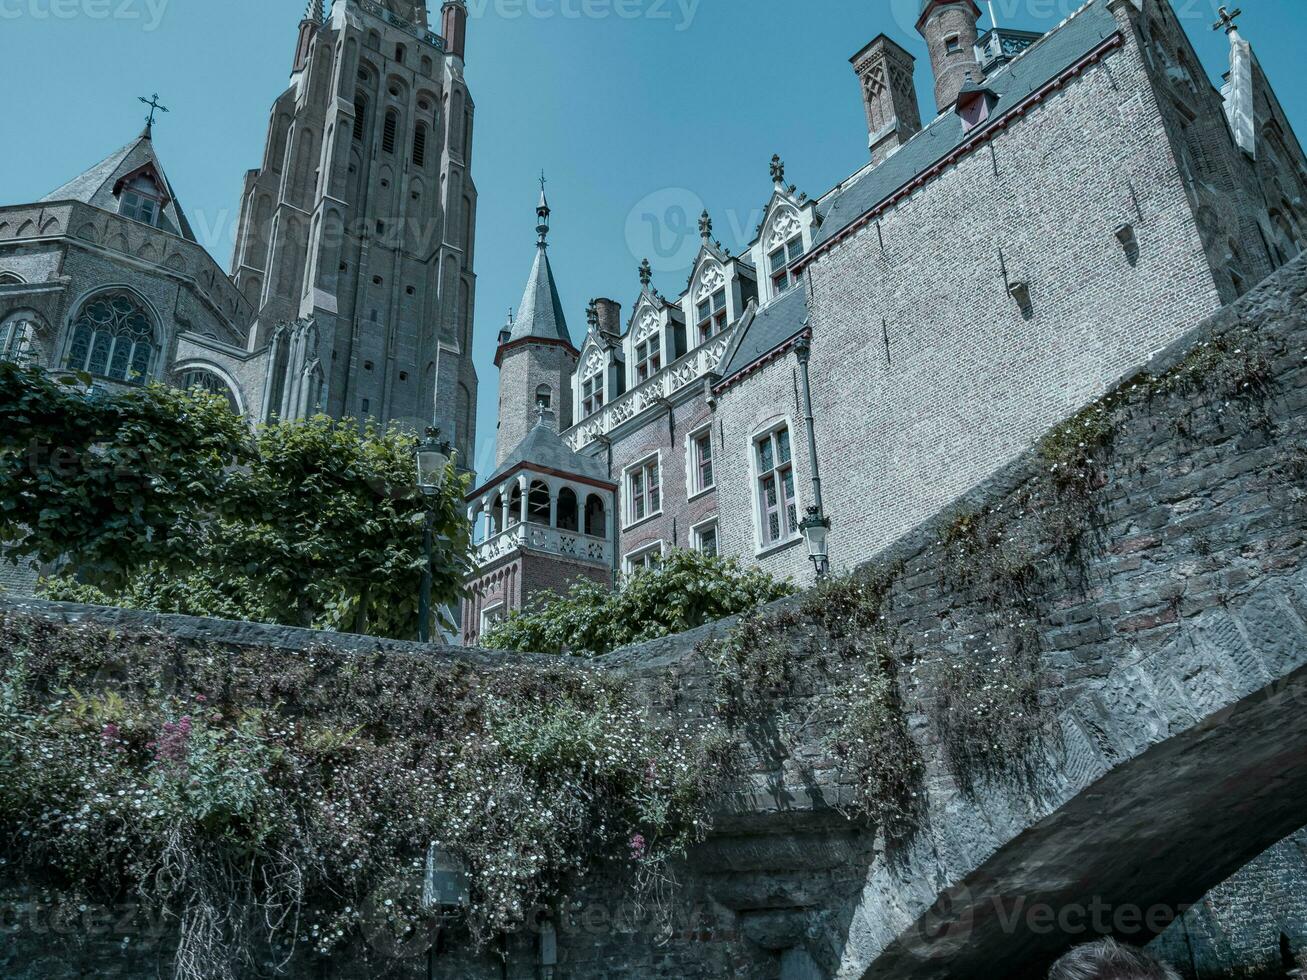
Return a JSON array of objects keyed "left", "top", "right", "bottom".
[
  {"left": 536, "top": 170, "right": 550, "bottom": 248},
  {"left": 504, "top": 181, "right": 572, "bottom": 347},
  {"left": 1217, "top": 6, "right": 1255, "bottom": 157},
  {"left": 303, "top": 0, "right": 324, "bottom": 22}
]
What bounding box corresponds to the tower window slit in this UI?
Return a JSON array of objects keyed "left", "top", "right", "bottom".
[{"left": 382, "top": 110, "right": 398, "bottom": 155}]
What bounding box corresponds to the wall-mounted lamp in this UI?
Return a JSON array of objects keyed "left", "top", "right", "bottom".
[{"left": 1115, "top": 222, "right": 1141, "bottom": 265}]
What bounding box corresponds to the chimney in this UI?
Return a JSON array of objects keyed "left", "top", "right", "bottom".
[
  {"left": 442, "top": 0, "right": 468, "bottom": 60},
  {"left": 593, "top": 298, "right": 622, "bottom": 337},
  {"left": 851, "top": 34, "right": 923, "bottom": 165},
  {"left": 917, "top": 0, "right": 985, "bottom": 112}
]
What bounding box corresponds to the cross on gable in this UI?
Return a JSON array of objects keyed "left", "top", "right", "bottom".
[
  {"left": 138, "top": 93, "right": 169, "bottom": 136},
  {"left": 1213, "top": 6, "right": 1242, "bottom": 34}
]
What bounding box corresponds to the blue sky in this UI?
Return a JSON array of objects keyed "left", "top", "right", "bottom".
[{"left": 2, "top": 0, "right": 1304, "bottom": 471}]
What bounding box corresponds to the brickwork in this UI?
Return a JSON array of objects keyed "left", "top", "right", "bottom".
[
  {"left": 495, "top": 341, "right": 577, "bottom": 465},
  {"left": 804, "top": 4, "right": 1225, "bottom": 576}
]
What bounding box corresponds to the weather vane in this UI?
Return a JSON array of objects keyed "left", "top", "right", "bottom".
[{"left": 139, "top": 93, "right": 169, "bottom": 136}]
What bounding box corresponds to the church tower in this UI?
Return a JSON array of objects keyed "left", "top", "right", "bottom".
[
  {"left": 493, "top": 182, "right": 579, "bottom": 465},
  {"left": 230, "top": 0, "right": 478, "bottom": 463}
]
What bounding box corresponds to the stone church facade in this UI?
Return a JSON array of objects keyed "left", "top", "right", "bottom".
[
  {"left": 0, "top": 0, "right": 479, "bottom": 463},
  {"left": 463, "top": 0, "right": 1307, "bottom": 644}
]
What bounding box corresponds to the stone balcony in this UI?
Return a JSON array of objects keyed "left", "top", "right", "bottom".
[
  {"left": 474, "top": 522, "right": 612, "bottom": 568},
  {"left": 564, "top": 327, "right": 736, "bottom": 452},
  {"left": 349, "top": 0, "right": 446, "bottom": 50}
]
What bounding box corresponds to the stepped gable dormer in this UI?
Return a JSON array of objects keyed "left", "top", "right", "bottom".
[{"left": 42, "top": 132, "right": 196, "bottom": 241}]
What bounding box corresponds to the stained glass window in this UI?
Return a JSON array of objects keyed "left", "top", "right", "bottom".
[{"left": 63, "top": 293, "right": 155, "bottom": 383}]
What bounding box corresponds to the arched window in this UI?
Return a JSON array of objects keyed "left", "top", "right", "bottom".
[
  {"left": 527, "top": 480, "right": 550, "bottom": 525},
  {"left": 508, "top": 484, "right": 523, "bottom": 526},
  {"left": 488, "top": 493, "right": 504, "bottom": 535},
  {"left": 0, "top": 272, "right": 24, "bottom": 285},
  {"left": 585, "top": 495, "right": 606, "bottom": 538},
  {"left": 180, "top": 368, "right": 239, "bottom": 413},
  {"left": 1, "top": 312, "right": 37, "bottom": 365},
  {"left": 413, "top": 123, "right": 428, "bottom": 168},
  {"left": 64, "top": 293, "right": 155, "bottom": 383},
  {"left": 353, "top": 95, "right": 368, "bottom": 143},
  {"left": 557, "top": 488, "right": 579, "bottom": 532},
  {"left": 395, "top": 43, "right": 406, "bottom": 65},
  {"left": 382, "top": 109, "right": 399, "bottom": 155}
]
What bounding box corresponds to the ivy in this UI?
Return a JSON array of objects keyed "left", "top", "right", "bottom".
[
  {"left": 0, "top": 613, "right": 724, "bottom": 979},
  {"left": 483, "top": 549, "right": 794, "bottom": 656}
]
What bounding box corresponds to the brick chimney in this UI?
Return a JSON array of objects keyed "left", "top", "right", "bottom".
[
  {"left": 851, "top": 34, "right": 923, "bottom": 164},
  {"left": 441, "top": 0, "right": 468, "bottom": 60},
  {"left": 593, "top": 298, "right": 622, "bottom": 337},
  {"left": 917, "top": 0, "right": 985, "bottom": 112}
]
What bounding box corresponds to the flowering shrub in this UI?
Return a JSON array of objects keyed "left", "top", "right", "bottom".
[
  {"left": 0, "top": 614, "right": 724, "bottom": 979},
  {"left": 483, "top": 549, "right": 794, "bottom": 656}
]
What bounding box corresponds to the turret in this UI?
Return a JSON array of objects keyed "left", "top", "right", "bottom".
[
  {"left": 917, "top": 0, "right": 985, "bottom": 112},
  {"left": 442, "top": 0, "right": 468, "bottom": 60}
]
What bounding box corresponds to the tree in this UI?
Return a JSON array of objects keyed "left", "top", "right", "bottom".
[
  {"left": 1, "top": 362, "right": 470, "bottom": 639},
  {"left": 482, "top": 548, "right": 795, "bottom": 656}
]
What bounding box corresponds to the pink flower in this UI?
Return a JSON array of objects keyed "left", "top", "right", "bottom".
[
  {"left": 154, "top": 716, "right": 193, "bottom": 766},
  {"left": 629, "top": 833, "right": 647, "bottom": 861},
  {"left": 100, "top": 723, "right": 120, "bottom": 747}
]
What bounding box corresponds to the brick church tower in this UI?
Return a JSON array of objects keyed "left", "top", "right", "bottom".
[{"left": 230, "top": 0, "right": 479, "bottom": 462}]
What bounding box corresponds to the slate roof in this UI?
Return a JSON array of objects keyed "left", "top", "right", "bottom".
[
  {"left": 41, "top": 133, "right": 197, "bottom": 242},
  {"left": 813, "top": 0, "right": 1117, "bottom": 252},
  {"left": 473, "top": 414, "right": 611, "bottom": 495},
  {"left": 716, "top": 286, "right": 808, "bottom": 383},
  {"left": 508, "top": 243, "right": 573, "bottom": 346}
]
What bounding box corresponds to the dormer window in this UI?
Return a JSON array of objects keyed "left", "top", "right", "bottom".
[
  {"left": 582, "top": 373, "right": 604, "bottom": 417},
  {"left": 769, "top": 236, "right": 805, "bottom": 294},
  {"left": 696, "top": 288, "right": 727, "bottom": 344},
  {"left": 118, "top": 174, "right": 163, "bottom": 227},
  {"left": 634, "top": 337, "right": 661, "bottom": 382}
]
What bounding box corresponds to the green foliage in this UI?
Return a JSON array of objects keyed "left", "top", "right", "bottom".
[
  {"left": 482, "top": 549, "right": 795, "bottom": 656},
  {"left": 0, "top": 613, "right": 723, "bottom": 979},
  {"left": 0, "top": 361, "right": 251, "bottom": 590},
  {"left": 1, "top": 362, "right": 469, "bottom": 638}
]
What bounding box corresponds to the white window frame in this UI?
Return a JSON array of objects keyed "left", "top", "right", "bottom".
[
  {"left": 686, "top": 425, "right": 715, "bottom": 499},
  {"left": 581, "top": 371, "right": 604, "bottom": 417},
  {"left": 752, "top": 422, "right": 801, "bottom": 554},
  {"left": 691, "top": 518, "right": 719, "bottom": 558},
  {"left": 633, "top": 336, "right": 662, "bottom": 383},
  {"left": 695, "top": 288, "right": 728, "bottom": 345},
  {"left": 480, "top": 602, "right": 506, "bottom": 636},
  {"left": 623, "top": 540, "right": 666, "bottom": 576},
  {"left": 769, "top": 236, "right": 805, "bottom": 296},
  {"left": 623, "top": 452, "right": 662, "bottom": 529}
]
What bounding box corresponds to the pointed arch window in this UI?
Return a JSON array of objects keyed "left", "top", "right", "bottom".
[
  {"left": 0, "top": 313, "right": 36, "bottom": 365},
  {"left": 352, "top": 96, "right": 368, "bottom": 143},
  {"left": 64, "top": 293, "right": 156, "bottom": 383},
  {"left": 382, "top": 109, "right": 399, "bottom": 155},
  {"left": 413, "top": 122, "right": 428, "bottom": 167}
]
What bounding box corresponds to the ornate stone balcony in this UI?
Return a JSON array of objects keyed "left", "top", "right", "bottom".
[
  {"left": 474, "top": 522, "right": 612, "bottom": 568},
  {"left": 350, "top": 0, "right": 446, "bottom": 50},
  {"left": 565, "top": 327, "right": 736, "bottom": 452}
]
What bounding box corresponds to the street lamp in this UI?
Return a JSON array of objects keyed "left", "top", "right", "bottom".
[
  {"left": 799, "top": 504, "right": 831, "bottom": 580},
  {"left": 415, "top": 427, "right": 453, "bottom": 643},
  {"left": 423, "top": 842, "right": 470, "bottom": 979}
]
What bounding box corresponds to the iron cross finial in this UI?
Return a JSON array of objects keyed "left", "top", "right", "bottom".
[
  {"left": 138, "top": 93, "right": 169, "bottom": 136},
  {"left": 1214, "top": 6, "right": 1242, "bottom": 34}
]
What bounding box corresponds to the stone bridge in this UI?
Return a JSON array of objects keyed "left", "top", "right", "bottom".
[{"left": 5, "top": 258, "right": 1307, "bottom": 979}]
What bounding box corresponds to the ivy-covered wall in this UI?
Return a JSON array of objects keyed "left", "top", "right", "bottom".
[{"left": 5, "top": 254, "right": 1307, "bottom": 980}]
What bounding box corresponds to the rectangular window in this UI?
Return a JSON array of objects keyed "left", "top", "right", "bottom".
[
  {"left": 582, "top": 374, "right": 605, "bottom": 417},
  {"left": 696, "top": 288, "right": 728, "bottom": 344},
  {"left": 626, "top": 457, "right": 661, "bottom": 526},
  {"left": 690, "top": 429, "right": 714, "bottom": 495},
  {"left": 634, "top": 338, "right": 661, "bottom": 383},
  {"left": 625, "top": 543, "right": 664, "bottom": 575},
  {"left": 694, "top": 521, "right": 719, "bottom": 558},
  {"left": 769, "top": 237, "right": 805, "bottom": 294},
  {"left": 756, "top": 427, "right": 797, "bottom": 547},
  {"left": 120, "top": 192, "right": 158, "bottom": 226}
]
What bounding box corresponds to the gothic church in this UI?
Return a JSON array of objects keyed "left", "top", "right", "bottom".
[{"left": 0, "top": 0, "right": 478, "bottom": 462}]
